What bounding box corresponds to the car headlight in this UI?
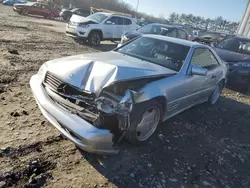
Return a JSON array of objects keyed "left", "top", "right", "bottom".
[
  {"left": 233, "top": 62, "right": 250, "bottom": 67},
  {"left": 37, "top": 63, "right": 47, "bottom": 78},
  {"left": 78, "top": 24, "right": 89, "bottom": 28}
]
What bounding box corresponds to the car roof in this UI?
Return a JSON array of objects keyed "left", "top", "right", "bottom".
[
  {"left": 230, "top": 35, "right": 250, "bottom": 41},
  {"left": 202, "top": 31, "right": 232, "bottom": 35},
  {"left": 148, "top": 23, "right": 182, "bottom": 29},
  {"left": 94, "top": 12, "right": 132, "bottom": 19},
  {"left": 71, "top": 8, "right": 83, "bottom": 11},
  {"left": 30, "top": 2, "right": 48, "bottom": 6},
  {"left": 25, "top": 2, "right": 36, "bottom": 5},
  {"left": 143, "top": 34, "right": 206, "bottom": 47},
  {"left": 94, "top": 12, "right": 112, "bottom": 16}
]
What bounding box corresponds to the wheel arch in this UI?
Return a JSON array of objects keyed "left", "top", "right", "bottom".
[
  {"left": 132, "top": 94, "right": 168, "bottom": 122},
  {"left": 151, "top": 96, "right": 167, "bottom": 121},
  {"left": 88, "top": 29, "right": 103, "bottom": 40},
  {"left": 220, "top": 78, "right": 227, "bottom": 88}
]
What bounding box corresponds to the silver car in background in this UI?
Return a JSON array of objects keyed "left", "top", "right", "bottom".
[{"left": 30, "top": 35, "right": 228, "bottom": 154}]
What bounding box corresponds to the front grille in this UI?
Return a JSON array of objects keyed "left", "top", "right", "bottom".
[
  {"left": 44, "top": 71, "right": 96, "bottom": 101},
  {"left": 44, "top": 71, "right": 64, "bottom": 91}
]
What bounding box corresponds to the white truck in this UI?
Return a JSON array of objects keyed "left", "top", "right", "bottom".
[{"left": 66, "top": 12, "right": 137, "bottom": 46}]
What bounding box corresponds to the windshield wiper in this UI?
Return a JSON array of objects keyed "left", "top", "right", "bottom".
[{"left": 118, "top": 51, "right": 154, "bottom": 62}]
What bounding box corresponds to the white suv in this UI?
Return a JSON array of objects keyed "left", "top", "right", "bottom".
[{"left": 66, "top": 12, "right": 137, "bottom": 46}]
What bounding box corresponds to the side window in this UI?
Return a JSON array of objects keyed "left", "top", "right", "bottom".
[
  {"left": 165, "top": 29, "right": 177, "bottom": 38},
  {"left": 79, "top": 10, "right": 85, "bottom": 15},
  {"left": 106, "top": 16, "right": 119, "bottom": 25},
  {"left": 191, "top": 48, "right": 220, "bottom": 69},
  {"left": 33, "top": 3, "right": 41, "bottom": 7},
  {"left": 41, "top": 5, "right": 49, "bottom": 9},
  {"left": 177, "top": 30, "right": 187, "bottom": 39},
  {"left": 75, "top": 10, "right": 80, "bottom": 14},
  {"left": 121, "top": 18, "right": 132, "bottom": 25},
  {"left": 117, "top": 17, "right": 125, "bottom": 25}
]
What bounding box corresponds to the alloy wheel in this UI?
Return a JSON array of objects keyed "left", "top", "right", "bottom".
[{"left": 136, "top": 106, "right": 161, "bottom": 141}]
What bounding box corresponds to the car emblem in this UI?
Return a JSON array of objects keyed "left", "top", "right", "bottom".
[{"left": 69, "top": 73, "right": 74, "bottom": 78}]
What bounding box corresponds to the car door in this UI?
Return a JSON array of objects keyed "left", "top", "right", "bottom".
[
  {"left": 29, "top": 3, "right": 42, "bottom": 15},
  {"left": 189, "top": 48, "right": 221, "bottom": 101},
  {"left": 117, "top": 17, "right": 133, "bottom": 38},
  {"left": 42, "top": 4, "right": 51, "bottom": 16},
  {"left": 103, "top": 16, "right": 119, "bottom": 39},
  {"left": 169, "top": 48, "right": 211, "bottom": 112}
]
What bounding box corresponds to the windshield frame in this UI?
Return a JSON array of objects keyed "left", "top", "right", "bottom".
[{"left": 114, "top": 36, "right": 190, "bottom": 72}]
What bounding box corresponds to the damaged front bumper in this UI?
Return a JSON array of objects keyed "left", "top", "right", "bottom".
[{"left": 30, "top": 75, "right": 118, "bottom": 155}]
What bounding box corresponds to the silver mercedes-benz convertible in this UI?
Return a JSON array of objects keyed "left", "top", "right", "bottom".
[{"left": 30, "top": 35, "right": 228, "bottom": 154}]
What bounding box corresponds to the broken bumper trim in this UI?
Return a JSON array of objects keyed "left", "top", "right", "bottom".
[{"left": 30, "top": 75, "right": 118, "bottom": 155}]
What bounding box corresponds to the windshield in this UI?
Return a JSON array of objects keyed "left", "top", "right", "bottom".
[
  {"left": 216, "top": 37, "right": 250, "bottom": 55},
  {"left": 86, "top": 13, "right": 108, "bottom": 23},
  {"left": 71, "top": 8, "right": 79, "bottom": 12},
  {"left": 138, "top": 24, "right": 167, "bottom": 34},
  {"left": 117, "top": 36, "right": 190, "bottom": 71}
]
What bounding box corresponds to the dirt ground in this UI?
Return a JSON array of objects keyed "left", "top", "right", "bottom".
[{"left": 1, "top": 5, "right": 250, "bottom": 188}]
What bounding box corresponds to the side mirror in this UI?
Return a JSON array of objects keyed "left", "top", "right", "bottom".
[
  {"left": 106, "top": 20, "right": 112, "bottom": 24},
  {"left": 191, "top": 66, "right": 208, "bottom": 76}
]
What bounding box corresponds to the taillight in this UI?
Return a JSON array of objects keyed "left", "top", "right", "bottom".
[{"left": 218, "top": 36, "right": 223, "bottom": 41}]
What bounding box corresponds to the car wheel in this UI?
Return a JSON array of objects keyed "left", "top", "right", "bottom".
[
  {"left": 48, "top": 13, "right": 54, "bottom": 20},
  {"left": 66, "top": 16, "right": 71, "bottom": 21},
  {"left": 88, "top": 32, "right": 101, "bottom": 46},
  {"left": 208, "top": 82, "right": 223, "bottom": 105},
  {"left": 125, "top": 100, "right": 162, "bottom": 145},
  {"left": 22, "top": 8, "right": 28, "bottom": 15}
]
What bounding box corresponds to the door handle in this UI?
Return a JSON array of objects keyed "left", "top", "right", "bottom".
[{"left": 211, "top": 75, "right": 216, "bottom": 79}]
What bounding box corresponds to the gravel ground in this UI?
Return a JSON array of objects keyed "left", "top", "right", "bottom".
[{"left": 1, "top": 5, "right": 250, "bottom": 188}]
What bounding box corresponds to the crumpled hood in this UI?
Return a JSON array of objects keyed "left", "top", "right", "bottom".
[
  {"left": 70, "top": 14, "right": 95, "bottom": 24},
  {"left": 214, "top": 47, "right": 250, "bottom": 63},
  {"left": 45, "top": 51, "right": 176, "bottom": 95}
]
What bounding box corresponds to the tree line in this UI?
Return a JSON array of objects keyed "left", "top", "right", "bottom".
[
  {"left": 52, "top": 0, "right": 239, "bottom": 33},
  {"left": 168, "top": 13, "right": 239, "bottom": 33}
]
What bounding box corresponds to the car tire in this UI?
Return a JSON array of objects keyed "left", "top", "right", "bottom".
[
  {"left": 88, "top": 31, "right": 101, "bottom": 46},
  {"left": 66, "top": 16, "right": 71, "bottom": 21},
  {"left": 48, "top": 13, "right": 54, "bottom": 20},
  {"left": 125, "top": 100, "right": 162, "bottom": 145},
  {"left": 22, "top": 8, "right": 28, "bottom": 15},
  {"left": 208, "top": 81, "right": 223, "bottom": 105}
]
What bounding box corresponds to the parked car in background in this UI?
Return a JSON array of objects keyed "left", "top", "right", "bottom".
[
  {"left": 66, "top": 12, "right": 137, "bottom": 46},
  {"left": 60, "top": 8, "right": 89, "bottom": 21},
  {"left": 30, "top": 35, "right": 227, "bottom": 154},
  {"left": 118, "top": 23, "right": 189, "bottom": 47},
  {"left": 214, "top": 36, "right": 250, "bottom": 93},
  {"left": 13, "top": 2, "right": 60, "bottom": 19},
  {"left": 3, "top": 0, "right": 25, "bottom": 5},
  {"left": 193, "top": 31, "right": 233, "bottom": 46}
]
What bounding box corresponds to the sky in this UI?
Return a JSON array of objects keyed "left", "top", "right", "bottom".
[{"left": 123, "top": 0, "right": 248, "bottom": 22}]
